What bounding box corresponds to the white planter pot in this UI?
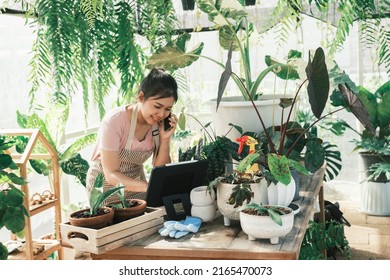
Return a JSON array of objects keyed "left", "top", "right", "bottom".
[
  {"left": 360, "top": 181, "right": 390, "bottom": 216},
  {"left": 208, "top": 95, "right": 294, "bottom": 140},
  {"left": 216, "top": 180, "right": 268, "bottom": 226},
  {"left": 240, "top": 206, "right": 294, "bottom": 244},
  {"left": 190, "top": 186, "right": 215, "bottom": 206},
  {"left": 267, "top": 178, "right": 296, "bottom": 207},
  {"left": 191, "top": 204, "right": 216, "bottom": 222}
]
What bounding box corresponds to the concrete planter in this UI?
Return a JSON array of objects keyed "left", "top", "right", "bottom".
[
  {"left": 216, "top": 180, "right": 268, "bottom": 226},
  {"left": 240, "top": 205, "right": 294, "bottom": 244}
]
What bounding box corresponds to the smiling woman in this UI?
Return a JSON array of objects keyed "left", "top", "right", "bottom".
[{"left": 85, "top": 68, "right": 179, "bottom": 204}]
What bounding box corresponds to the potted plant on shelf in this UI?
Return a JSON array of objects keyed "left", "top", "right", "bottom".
[
  {"left": 225, "top": 173, "right": 294, "bottom": 244},
  {"left": 0, "top": 136, "right": 29, "bottom": 260},
  {"left": 214, "top": 166, "right": 265, "bottom": 226},
  {"left": 332, "top": 80, "right": 390, "bottom": 215},
  {"left": 147, "top": 0, "right": 301, "bottom": 138},
  {"left": 240, "top": 203, "right": 294, "bottom": 244},
  {"left": 177, "top": 112, "right": 238, "bottom": 183},
  {"left": 68, "top": 173, "right": 124, "bottom": 229}
]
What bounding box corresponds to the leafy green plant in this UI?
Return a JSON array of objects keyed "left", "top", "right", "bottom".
[
  {"left": 313, "top": 0, "right": 390, "bottom": 77},
  {"left": 107, "top": 184, "right": 139, "bottom": 209},
  {"left": 332, "top": 80, "right": 390, "bottom": 180},
  {"left": 240, "top": 203, "right": 290, "bottom": 226},
  {"left": 0, "top": 137, "right": 29, "bottom": 260},
  {"left": 87, "top": 173, "right": 124, "bottom": 216},
  {"left": 15, "top": 105, "right": 96, "bottom": 188},
  {"left": 299, "top": 220, "right": 351, "bottom": 260},
  {"left": 178, "top": 113, "right": 237, "bottom": 183},
  {"left": 13, "top": 0, "right": 179, "bottom": 122},
  {"left": 148, "top": 0, "right": 300, "bottom": 104},
  {"left": 294, "top": 109, "right": 343, "bottom": 181},
  {"left": 223, "top": 47, "right": 373, "bottom": 186},
  {"left": 213, "top": 168, "right": 262, "bottom": 210}
]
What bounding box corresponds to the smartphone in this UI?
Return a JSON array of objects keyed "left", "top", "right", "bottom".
[{"left": 163, "top": 113, "right": 172, "bottom": 131}]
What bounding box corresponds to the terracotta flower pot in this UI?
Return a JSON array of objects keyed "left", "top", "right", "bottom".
[
  {"left": 107, "top": 199, "right": 147, "bottom": 223},
  {"left": 69, "top": 207, "right": 114, "bottom": 229}
]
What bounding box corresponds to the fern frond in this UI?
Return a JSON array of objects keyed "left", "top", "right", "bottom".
[
  {"left": 115, "top": 1, "right": 145, "bottom": 102},
  {"left": 28, "top": 20, "right": 51, "bottom": 112},
  {"left": 37, "top": 0, "right": 78, "bottom": 101},
  {"left": 91, "top": 2, "right": 117, "bottom": 118},
  {"left": 378, "top": 26, "right": 390, "bottom": 77},
  {"left": 80, "top": 0, "right": 102, "bottom": 28}
]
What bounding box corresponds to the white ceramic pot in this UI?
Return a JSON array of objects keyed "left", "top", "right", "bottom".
[
  {"left": 216, "top": 180, "right": 268, "bottom": 226},
  {"left": 190, "top": 186, "right": 215, "bottom": 206},
  {"left": 360, "top": 181, "right": 390, "bottom": 216},
  {"left": 208, "top": 95, "right": 294, "bottom": 141},
  {"left": 267, "top": 177, "right": 296, "bottom": 206},
  {"left": 191, "top": 204, "right": 216, "bottom": 222},
  {"left": 239, "top": 206, "right": 294, "bottom": 244}
]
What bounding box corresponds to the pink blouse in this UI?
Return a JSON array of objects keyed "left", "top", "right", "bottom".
[{"left": 91, "top": 105, "right": 153, "bottom": 160}]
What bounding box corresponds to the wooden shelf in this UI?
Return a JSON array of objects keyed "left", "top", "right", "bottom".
[
  {"left": 1, "top": 129, "right": 63, "bottom": 260},
  {"left": 8, "top": 241, "right": 62, "bottom": 260}
]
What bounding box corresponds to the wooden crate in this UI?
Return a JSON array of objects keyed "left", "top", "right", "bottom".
[{"left": 60, "top": 207, "right": 165, "bottom": 254}]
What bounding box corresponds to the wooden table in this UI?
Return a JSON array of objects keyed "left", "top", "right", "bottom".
[{"left": 91, "top": 167, "right": 326, "bottom": 260}]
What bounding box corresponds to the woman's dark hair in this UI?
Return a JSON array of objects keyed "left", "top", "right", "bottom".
[{"left": 139, "top": 68, "right": 178, "bottom": 102}]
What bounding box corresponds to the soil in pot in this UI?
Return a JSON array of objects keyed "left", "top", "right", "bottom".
[
  {"left": 107, "top": 198, "right": 147, "bottom": 223},
  {"left": 69, "top": 207, "right": 114, "bottom": 229},
  {"left": 242, "top": 205, "right": 292, "bottom": 216}
]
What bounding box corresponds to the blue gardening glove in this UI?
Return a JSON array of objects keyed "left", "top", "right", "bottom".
[
  {"left": 158, "top": 220, "right": 177, "bottom": 236},
  {"left": 173, "top": 216, "right": 202, "bottom": 233},
  {"left": 159, "top": 217, "right": 202, "bottom": 239}
]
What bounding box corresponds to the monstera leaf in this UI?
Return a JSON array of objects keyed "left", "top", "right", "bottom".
[
  {"left": 146, "top": 33, "right": 204, "bottom": 71},
  {"left": 306, "top": 47, "right": 330, "bottom": 119}
]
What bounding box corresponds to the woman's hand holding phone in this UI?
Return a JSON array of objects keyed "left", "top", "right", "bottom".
[
  {"left": 164, "top": 113, "right": 173, "bottom": 131},
  {"left": 160, "top": 113, "right": 177, "bottom": 140}
]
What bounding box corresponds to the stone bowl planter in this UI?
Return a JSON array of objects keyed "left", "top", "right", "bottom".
[{"left": 239, "top": 205, "right": 294, "bottom": 244}]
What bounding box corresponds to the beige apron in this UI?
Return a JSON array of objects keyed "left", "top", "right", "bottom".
[{"left": 86, "top": 104, "right": 159, "bottom": 204}]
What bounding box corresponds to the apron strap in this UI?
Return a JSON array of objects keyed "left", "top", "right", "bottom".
[
  {"left": 125, "top": 103, "right": 160, "bottom": 160},
  {"left": 125, "top": 103, "right": 139, "bottom": 149},
  {"left": 152, "top": 124, "right": 160, "bottom": 163}
]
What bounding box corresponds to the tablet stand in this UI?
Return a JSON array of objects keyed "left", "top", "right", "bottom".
[{"left": 162, "top": 194, "right": 192, "bottom": 220}]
